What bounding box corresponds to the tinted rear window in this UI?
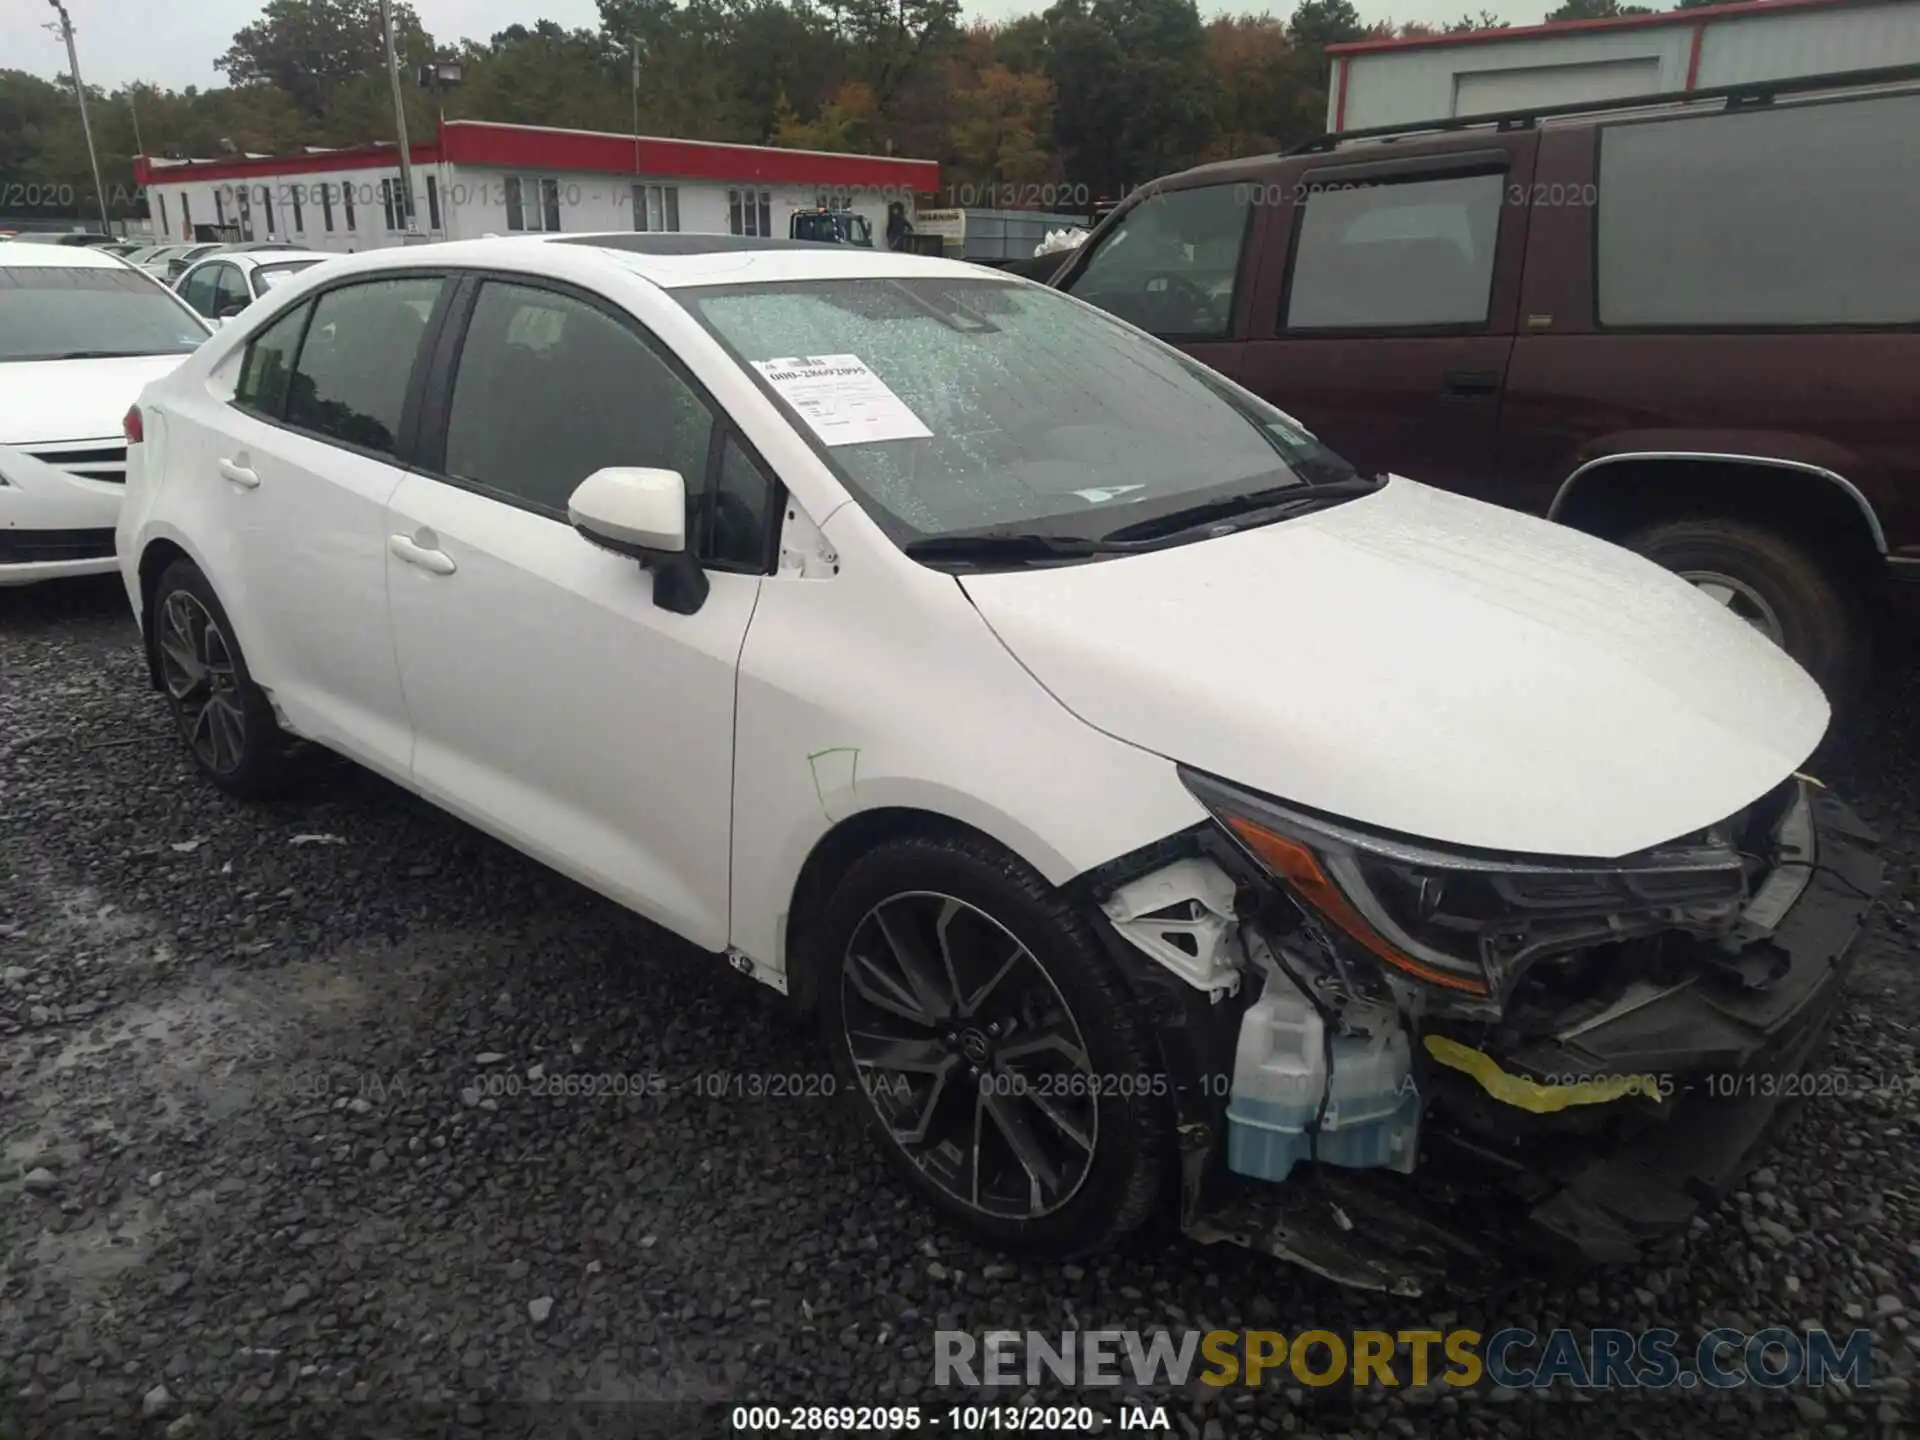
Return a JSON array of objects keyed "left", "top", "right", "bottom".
[{"left": 1597, "top": 93, "right": 1920, "bottom": 327}]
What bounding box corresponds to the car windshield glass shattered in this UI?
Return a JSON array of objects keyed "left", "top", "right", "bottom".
[
  {"left": 0, "top": 266, "right": 207, "bottom": 361},
  {"left": 678, "top": 276, "right": 1363, "bottom": 545}
]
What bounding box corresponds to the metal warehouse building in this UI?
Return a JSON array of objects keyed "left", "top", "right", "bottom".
[
  {"left": 131, "top": 121, "right": 939, "bottom": 253},
  {"left": 1326, "top": 0, "right": 1920, "bottom": 131}
]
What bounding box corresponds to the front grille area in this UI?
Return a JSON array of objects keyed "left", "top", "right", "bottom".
[
  {"left": 0, "top": 527, "right": 117, "bottom": 564},
  {"left": 27, "top": 442, "right": 128, "bottom": 485}
]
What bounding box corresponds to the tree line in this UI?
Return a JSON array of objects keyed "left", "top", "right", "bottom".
[{"left": 1, "top": 0, "right": 1723, "bottom": 226}]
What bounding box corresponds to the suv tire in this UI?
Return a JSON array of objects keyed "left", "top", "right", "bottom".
[
  {"left": 816, "top": 831, "right": 1171, "bottom": 1258},
  {"left": 1621, "top": 515, "right": 1867, "bottom": 710}
]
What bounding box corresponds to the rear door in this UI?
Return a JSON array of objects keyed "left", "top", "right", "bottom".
[
  {"left": 382, "top": 274, "right": 775, "bottom": 950},
  {"left": 1237, "top": 137, "right": 1537, "bottom": 494},
  {"left": 1054, "top": 178, "right": 1271, "bottom": 382},
  {"left": 161, "top": 272, "right": 452, "bottom": 777}
]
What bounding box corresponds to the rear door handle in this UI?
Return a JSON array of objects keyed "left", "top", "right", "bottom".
[
  {"left": 389, "top": 534, "right": 457, "bottom": 576},
  {"left": 1440, "top": 369, "right": 1501, "bottom": 400},
  {"left": 218, "top": 458, "right": 260, "bottom": 489}
]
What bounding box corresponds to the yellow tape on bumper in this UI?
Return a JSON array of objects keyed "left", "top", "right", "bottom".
[{"left": 1422, "top": 1034, "right": 1663, "bottom": 1113}]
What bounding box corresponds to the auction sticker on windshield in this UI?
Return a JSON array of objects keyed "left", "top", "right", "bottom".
[{"left": 751, "top": 354, "right": 933, "bottom": 446}]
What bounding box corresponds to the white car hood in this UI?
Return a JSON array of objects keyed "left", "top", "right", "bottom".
[
  {"left": 0, "top": 355, "right": 189, "bottom": 445},
  {"left": 959, "top": 478, "right": 1828, "bottom": 858}
]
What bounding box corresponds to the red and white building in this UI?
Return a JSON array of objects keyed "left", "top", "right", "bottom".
[{"left": 133, "top": 120, "right": 939, "bottom": 253}]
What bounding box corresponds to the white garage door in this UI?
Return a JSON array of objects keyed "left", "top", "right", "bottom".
[{"left": 1454, "top": 57, "right": 1663, "bottom": 117}]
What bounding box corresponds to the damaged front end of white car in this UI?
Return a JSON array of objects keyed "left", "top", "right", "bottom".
[{"left": 1080, "top": 766, "right": 1884, "bottom": 1294}]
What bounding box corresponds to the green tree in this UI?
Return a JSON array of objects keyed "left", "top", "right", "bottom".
[
  {"left": 1544, "top": 0, "right": 1652, "bottom": 19},
  {"left": 217, "top": 0, "right": 432, "bottom": 121}
]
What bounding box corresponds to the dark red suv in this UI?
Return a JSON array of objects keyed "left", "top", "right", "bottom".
[{"left": 1050, "top": 66, "right": 1920, "bottom": 703}]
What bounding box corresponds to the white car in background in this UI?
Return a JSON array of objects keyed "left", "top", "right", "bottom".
[
  {"left": 1, "top": 245, "right": 211, "bottom": 585},
  {"left": 174, "top": 249, "right": 333, "bottom": 325},
  {"left": 114, "top": 235, "right": 1880, "bottom": 1277}
]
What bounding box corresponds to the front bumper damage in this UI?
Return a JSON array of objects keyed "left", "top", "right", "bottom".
[{"left": 1087, "top": 782, "right": 1885, "bottom": 1293}]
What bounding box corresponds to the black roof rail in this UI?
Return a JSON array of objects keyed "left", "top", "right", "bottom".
[{"left": 1284, "top": 60, "right": 1920, "bottom": 156}]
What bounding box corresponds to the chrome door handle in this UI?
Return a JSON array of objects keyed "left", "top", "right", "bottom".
[
  {"left": 389, "top": 534, "right": 457, "bottom": 576},
  {"left": 218, "top": 458, "right": 260, "bottom": 489}
]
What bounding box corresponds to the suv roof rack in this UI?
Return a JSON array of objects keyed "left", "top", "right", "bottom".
[{"left": 1284, "top": 60, "right": 1920, "bottom": 156}]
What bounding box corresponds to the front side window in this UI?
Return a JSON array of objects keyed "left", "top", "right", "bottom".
[
  {"left": 1597, "top": 93, "right": 1920, "bottom": 327},
  {"left": 211, "top": 264, "right": 251, "bottom": 317},
  {"left": 233, "top": 302, "right": 309, "bottom": 418},
  {"left": 285, "top": 275, "right": 444, "bottom": 455},
  {"left": 1283, "top": 171, "right": 1503, "bottom": 330},
  {"left": 0, "top": 266, "right": 207, "bottom": 362},
  {"left": 443, "top": 281, "right": 724, "bottom": 529},
  {"left": 681, "top": 276, "right": 1356, "bottom": 544},
  {"left": 179, "top": 264, "right": 220, "bottom": 317},
  {"left": 1067, "top": 183, "right": 1250, "bottom": 340}
]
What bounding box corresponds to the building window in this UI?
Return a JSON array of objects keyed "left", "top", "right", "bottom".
[
  {"left": 214, "top": 189, "right": 225, "bottom": 227},
  {"left": 381, "top": 177, "right": 402, "bottom": 232},
  {"left": 157, "top": 193, "right": 169, "bottom": 235},
  {"left": 260, "top": 185, "right": 274, "bottom": 236},
  {"left": 236, "top": 185, "right": 252, "bottom": 241},
  {"left": 182, "top": 194, "right": 192, "bottom": 235},
  {"left": 290, "top": 184, "right": 303, "bottom": 234},
  {"left": 817, "top": 188, "right": 853, "bottom": 211},
  {"left": 320, "top": 183, "right": 334, "bottom": 233},
  {"left": 426, "top": 174, "right": 441, "bottom": 231},
  {"left": 344, "top": 181, "right": 356, "bottom": 231},
  {"left": 505, "top": 175, "right": 563, "bottom": 233},
  {"left": 729, "top": 188, "right": 773, "bottom": 238},
  {"left": 632, "top": 183, "right": 680, "bottom": 233}
]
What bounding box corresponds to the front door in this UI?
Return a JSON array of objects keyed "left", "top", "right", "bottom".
[
  {"left": 384, "top": 276, "right": 775, "bottom": 950},
  {"left": 1237, "top": 140, "right": 1537, "bottom": 495}
]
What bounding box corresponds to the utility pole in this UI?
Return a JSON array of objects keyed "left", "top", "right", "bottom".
[
  {"left": 377, "top": 0, "right": 420, "bottom": 237},
  {"left": 46, "top": 0, "right": 110, "bottom": 234},
  {"left": 630, "top": 34, "right": 641, "bottom": 174}
]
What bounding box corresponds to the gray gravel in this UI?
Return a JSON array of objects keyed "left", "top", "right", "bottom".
[{"left": 3, "top": 576, "right": 1918, "bottom": 1440}]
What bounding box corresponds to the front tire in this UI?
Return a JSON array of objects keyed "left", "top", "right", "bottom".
[
  {"left": 1621, "top": 514, "right": 1868, "bottom": 710},
  {"left": 816, "top": 832, "right": 1172, "bottom": 1257},
  {"left": 151, "top": 559, "right": 294, "bottom": 799}
]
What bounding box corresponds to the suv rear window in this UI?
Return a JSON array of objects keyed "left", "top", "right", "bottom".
[{"left": 1596, "top": 92, "right": 1920, "bottom": 328}]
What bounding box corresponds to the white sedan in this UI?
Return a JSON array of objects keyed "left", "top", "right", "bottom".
[
  {"left": 1, "top": 244, "right": 211, "bottom": 584},
  {"left": 115, "top": 234, "right": 1874, "bottom": 1270},
  {"left": 174, "top": 249, "right": 333, "bottom": 324}
]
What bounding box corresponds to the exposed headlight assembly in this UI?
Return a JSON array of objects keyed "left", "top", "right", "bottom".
[{"left": 1181, "top": 768, "right": 1751, "bottom": 1004}]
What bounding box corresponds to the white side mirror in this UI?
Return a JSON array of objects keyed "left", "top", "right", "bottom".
[
  {"left": 567, "top": 466, "right": 706, "bottom": 615},
  {"left": 568, "top": 466, "right": 687, "bottom": 554}
]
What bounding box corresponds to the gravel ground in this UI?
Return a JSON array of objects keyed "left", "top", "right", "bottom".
[{"left": 2, "top": 575, "right": 1917, "bottom": 1440}]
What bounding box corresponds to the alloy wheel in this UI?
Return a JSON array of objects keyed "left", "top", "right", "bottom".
[
  {"left": 156, "top": 590, "right": 248, "bottom": 775},
  {"left": 1680, "top": 568, "right": 1786, "bottom": 646},
  {"left": 840, "top": 892, "right": 1099, "bottom": 1220}
]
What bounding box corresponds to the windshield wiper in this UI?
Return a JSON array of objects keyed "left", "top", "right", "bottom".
[
  {"left": 43, "top": 350, "right": 171, "bottom": 360},
  {"left": 902, "top": 531, "right": 1143, "bottom": 565},
  {"left": 1099, "top": 475, "right": 1385, "bottom": 545}
]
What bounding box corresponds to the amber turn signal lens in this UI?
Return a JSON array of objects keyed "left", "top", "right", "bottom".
[{"left": 1223, "top": 814, "right": 1490, "bottom": 996}]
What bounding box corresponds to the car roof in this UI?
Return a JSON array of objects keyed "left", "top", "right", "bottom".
[
  {"left": 304, "top": 232, "right": 1006, "bottom": 292},
  {"left": 0, "top": 243, "right": 132, "bottom": 269}
]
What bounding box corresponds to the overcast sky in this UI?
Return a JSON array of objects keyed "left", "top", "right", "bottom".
[{"left": 7, "top": 0, "right": 1549, "bottom": 94}]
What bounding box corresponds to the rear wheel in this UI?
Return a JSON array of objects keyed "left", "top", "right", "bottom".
[
  {"left": 815, "top": 831, "right": 1171, "bottom": 1257},
  {"left": 1621, "top": 514, "right": 1868, "bottom": 709},
  {"left": 151, "top": 559, "right": 294, "bottom": 798}
]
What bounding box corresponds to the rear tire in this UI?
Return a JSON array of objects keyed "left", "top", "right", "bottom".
[
  {"left": 815, "top": 831, "right": 1171, "bottom": 1258},
  {"left": 1621, "top": 514, "right": 1868, "bottom": 711},
  {"left": 151, "top": 559, "right": 295, "bottom": 799}
]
